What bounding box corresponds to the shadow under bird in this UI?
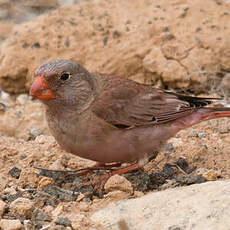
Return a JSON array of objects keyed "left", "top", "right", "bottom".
[{"left": 30, "top": 59, "right": 230, "bottom": 178}]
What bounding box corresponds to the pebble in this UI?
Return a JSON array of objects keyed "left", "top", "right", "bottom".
[
  {"left": 198, "top": 132, "right": 206, "bottom": 138},
  {"left": 0, "top": 199, "right": 6, "bottom": 217},
  {"left": 104, "top": 174, "right": 133, "bottom": 194},
  {"left": 2, "top": 187, "right": 17, "bottom": 195},
  {"left": 38, "top": 176, "right": 54, "bottom": 189},
  {"left": 175, "top": 157, "right": 189, "bottom": 170},
  {"left": 0, "top": 219, "right": 23, "bottom": 230},
  {"left": 0, "top": 173, "right": 8, "bottom": 191},
  {"left": 188, "top": 130, "right": 198, "bottom": 137},
  {"left": 8, "top": 167, "right": 22, "bottom": 179},
  {"left": 29, "top": 127, "right": 41, "bottom": 140},
  {"left": 133, "top": 191, "right": 144, "bottom": 198},
  {"left": 55, "top": 217, "right": 72, "bottom": 227},
  {"left": 104, "top": 190, "right": 131, "bottom": 199},
  {"left": 197, "top": 168, "right": 221, "bottom": 181},
  {"left": 35, "top": 210, "right": 51, "bottom": 222},
  {"left": 10, "top": 197, "right": 35, "bottom": 218},
  {"left": 16, "top": 94, "right": 29, "bottom": 105},
  {"left": 165, "top": 142, "right": 174, "bottom": 152},
  {"left": 35, "top": 135, "right": 55, "bottom": 145}
]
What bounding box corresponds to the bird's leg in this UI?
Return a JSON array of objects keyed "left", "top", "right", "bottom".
[{"left": 75, "top": 162, "right": 122, "bottom": 176}]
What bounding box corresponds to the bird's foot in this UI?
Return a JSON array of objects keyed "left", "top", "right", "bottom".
[{"left": 72, "top": 162, "right": 122, "bottom": 176}]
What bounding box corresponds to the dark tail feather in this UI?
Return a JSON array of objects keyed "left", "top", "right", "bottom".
[{"left": 167, "top": 91, "right": 222, "bottom": 107}]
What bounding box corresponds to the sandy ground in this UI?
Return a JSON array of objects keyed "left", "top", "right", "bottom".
[{"left": 0, "top": 92, "right": 230, "bottom": 229}]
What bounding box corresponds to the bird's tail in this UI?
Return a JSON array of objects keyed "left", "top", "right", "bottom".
[
  {"left": 176, "top": 106, "right": 230, "bottom": 128},
  {"left": 200, "top": 107, "right": 230, "bottom": 120}
]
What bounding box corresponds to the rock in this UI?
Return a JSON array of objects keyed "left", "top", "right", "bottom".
[
  {"left": 55, "top": 217, "right": 72, "bottom": 227},
  {"left": 64, "top": 213, "right": 86, "bottom": 230},
  {"left": 0, "top": 0, "right": 230, "bottom": 94},
  {"left": 0, "top": 173, "right": 8, "bottom": 191},
  {"left": 104, "top": 191, "right": 131, "bottom": 200},
  {"left": 18, "top": 168, "right": 39, "bottom": 188},
  {"left": 34, "top": 210, "right": 51, "bottom": 222},
  {"left": 197, "top": 132, "right": 206, "bottom": 138},
  {"left": 0, "top": 199, "right": 6, "bottom": 217},
  {"left": 10, "top": 197, "right": 34, "bottom": 218},
  {"left": 104, "top": 175, "right": 133, "bottom": 194},
  {"left": 133, "top": 191, "right": 144, "bottom": 198},
  {"left": 197, "top": 168, "right": 221, "bottom": 181},
  {"left": 35, "top": 135, "right": 56, "bottom": 145},
  {"left": 38, "top": 176, "right": 54, "bottom": 189},
  {"left": 8, "top": 166, "right": 22, "bottom": 179},
  {"left": 16, "top": 94, "right": 30, "bottom": 105},
  {"left": 91, "top": 180, "right": 230, "bottom": 230},
  {"left": 2, "top": 187, "right": 17, "bottom": 195},
  {"left": 188, "top": 130, "right": 198, "bottom": 137},
  {"left": 0, "top": 219, "right": 23, "bottom": 230}
]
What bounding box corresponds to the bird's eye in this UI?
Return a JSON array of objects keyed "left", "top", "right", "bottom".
[{"left": 60, "top": 73, "right": 70, "bottom": 81}]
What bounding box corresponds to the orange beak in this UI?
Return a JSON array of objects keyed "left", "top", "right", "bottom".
[{"left": 30, "top": 76, "right": 54, "bottom": 100}]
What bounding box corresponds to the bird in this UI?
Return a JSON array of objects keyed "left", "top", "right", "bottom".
[{"left": 30, "top": 59, "right": 230, "bottom": 178}]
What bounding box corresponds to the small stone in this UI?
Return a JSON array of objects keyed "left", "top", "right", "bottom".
[
  {"left": 175, "top": 174, "right": 206, "bottom": 185},
  {"left": 19, "top": 169, "right": 39, "bottom": 188},
  {"left": 55, "top": 217, "right": 72, "bottom": 227},
  {"left": 202, "top": 169, "right": 221, "bottom": 181},
  {"left": 3, "top": 187, "right": 17, "bottom": 195},
  {"left": 35, "top": 135, "right": 56, "bottom": 145},
  {"left": 38, "top": 176, "right": 54, "bottom": 189},
  {"left": 188, "top": 130, "right": 198, "bottom": 137},
  {"left": 78, "top": 202, "right": 90, "bottom": 212},
  {"left": 8, "top": 167, "right": 22, "bottom": 179},
  {"left": 76, "top": 193, "right": 85, "bottom": 202},
  {"left": 0, "top": 199, "right": 6, "bottom": 217},
  {"left": 169, "top": 137, "right": 183, "bottom": 148},
  {"left": 52, "top": 203, "right": 65, "bottom": 218},
  {"left": 165, "top": 142, "right": 174, "bottom": 152},
  {"left": 175, "top": 157, "right": 189, "bottom": 171},
  {"left": 104, "top": 190, "right": 131, "bottom": 199},
  {"left": 104, "top": 174, "right": 133, "bottom": 194},
  {"left": 168, "top": 225, "right": 182, "bottom": 230},
  {"left": 32, "top": 42, "right": 40, "bottom": 48},
  {"left": 19, "top": 154, "right": 27, "bottom": 160},
  {"left": 197, "top": 132, "right": 205, "bottom": 138},
  {"left": 133, "top": 191, "right": 144, "bottom": 198},
  {"left": 0, "top": 219, "right": 23, "bottom": 230},
  {"left": 35, "top": 210, "right": 51, "bottom": 222},
  {"left": 10, "top": 197, "right": 34, "bottom": 218},
  {"left": 0, "top": 174, "right": 8, "bottom": 191},
  {"left": 29, "top": 127, "right": 41, "bottom": 140},
  {"left": 16, "top": 94, "right": 29, "bottom": 105},
  {"left": 64, "top": 213, "right": 86, "bottom": 230},
  {"left": 23, "top": 220, "right": 33, "bottom": 230},
  {"left": 162, "top": 164, "right": 174, "bottom": 178}
]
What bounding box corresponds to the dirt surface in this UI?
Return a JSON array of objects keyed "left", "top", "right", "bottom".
[{"left": 0, "top": 92, "right": 230, "bottom": 229}]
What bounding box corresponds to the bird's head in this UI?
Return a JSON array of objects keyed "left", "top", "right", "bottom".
[{"left": 30, "top": 60, "right": 97, "bottom": 112}]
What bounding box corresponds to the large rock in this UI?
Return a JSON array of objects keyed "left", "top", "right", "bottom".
[
  {"left": 0, "top": 0, "right": 230, "bottom": 93},
  {"left": 91, "top": 180, "right": 230, "bottom": 230}
]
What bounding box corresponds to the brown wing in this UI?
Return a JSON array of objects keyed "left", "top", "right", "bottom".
[{"left": 92, "top": 74, "right": 215, "bottom": 128}]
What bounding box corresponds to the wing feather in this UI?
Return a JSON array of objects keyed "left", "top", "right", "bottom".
[{"left": 91, "top": 74, "right": 217, "bottom": 128}]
